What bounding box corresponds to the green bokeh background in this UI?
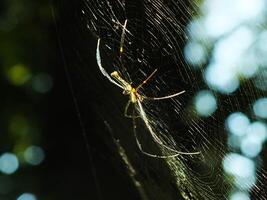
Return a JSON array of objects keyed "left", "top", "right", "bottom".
[
  {"left": 0, "top": 1, "right": 139, "bottom": 199},
  {"left": 0, "top": 1, "right": 94, "bottom": 199}
]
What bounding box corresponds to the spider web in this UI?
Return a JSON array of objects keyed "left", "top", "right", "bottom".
[{"left": 56, "top": 0, "right": 267, "bottom": 199}]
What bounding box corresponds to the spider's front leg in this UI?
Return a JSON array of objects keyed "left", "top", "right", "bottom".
[{"left": 96, "top": 39, "right": 124, "bottom": 89}]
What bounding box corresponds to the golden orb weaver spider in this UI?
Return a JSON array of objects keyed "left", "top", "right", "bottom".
[{"left": 96, "top": 20, "right": 200, "bottom": 158}]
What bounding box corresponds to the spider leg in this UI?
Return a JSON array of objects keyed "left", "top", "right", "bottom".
[
  {"left": 136, "top": 101, "right": 200, "bottom": 156},
  {"left": 136, "top": 69, "right": 158, "bottom": 91},
  {"left": 124, "top": 100, "right": 140, "bottom": 119},
  {"left": 118, "top": 20, "right": 132, "bottom": 82},
  {"left": 96, "top": 39, "right": 124, "bottom": 89},
  {"left": 119, "top": 19, "right": 128, "bottom": 54},
  {"left": 133, "top": 110, "right": 197, "bottom": 158},
  {"left": 141, "top": 90, "right": 185, "bottom": 101},
  {"left": 132, "top": 109, "right": 176, "bottom": 158}
]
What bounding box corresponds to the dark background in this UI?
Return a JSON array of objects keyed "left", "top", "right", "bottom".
[
  {"left": 2, "top": 0, "right": 267, "bottom": 200},
  {"left": 0, "top": 0, "right": 140, "bottom": 199}
]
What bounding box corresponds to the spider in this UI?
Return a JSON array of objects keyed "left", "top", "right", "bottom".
[{"left": 96, "top": 20, "right": 199, "bottom": 158}]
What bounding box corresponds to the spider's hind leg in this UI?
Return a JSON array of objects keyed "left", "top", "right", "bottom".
[
  {"left": 132, "top": 112, "right": 180, "bottom": 159},
  {"left": 136, "top": 101, "right": 200, "bottom": 157},
  {"left": 124, "top": 100, "right": 140, "bottom": 119}
]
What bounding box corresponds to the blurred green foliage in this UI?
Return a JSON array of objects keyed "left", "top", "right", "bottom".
[{"left": 0, "top": 0, "right": 55, "bottom": 199}]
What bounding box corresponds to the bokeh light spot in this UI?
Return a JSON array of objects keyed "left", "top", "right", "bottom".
[
  {"left": 226, "top": 112, "right": 250, "bottom": 136},
  {"left": 223, "top": 153, "right": 255, "bottom": 178},
  {"left": 6, "top": 64, "right": 32, "bottom": 86},
  {"left": 24, "top": 146, "right": 45, "bottom": 165},
  {"left": 246, "top": 121, "right": 267, "bottom": 144},
  {"left": 203, "top": 0, "right": 265, "bottom": 38},
  {"left": 186, "top": 19, "right": 207, "bottom": 41},
  {"left": 257, "top": 31, "right": 267, "bottom": 65},
  {"left": 236, "top": 0, "right": 266, "bottom": 20},
  {"left": 227, "top": 135, "right": 241, "bottom": 149},
  {"left": 184, "top": 42, "right": 207, "bottom": 67},
  {"left": 234, "top": 175, "right": 257, "bottom": 190},
  {"left": 0, "top": 153, "right": 19, "bottom": 174},
  {"left": 205, "top": 62, "right": 239, "bottom": 93},
  {"left": 240, "top": 136, "right": 262, "bottom": 158},
  {"left": 253, "top": 98, "right": 267, "bottom": 119},
  {"left": 17, "top": 193, "right": 37, "bottom": 200},
  {"left": 230, "top": 191, "right": 250, "bottom": 200},
  {"left": 237, "top": 53, "right": 259, "bottom": 78},
  {"left": 32, "top": 73, "right": 53, "bottom": 93},
  {"left": 213, "top": 26, "right": 254, "bottom": 66},
  {"left": 254, "top": 69, "right": 267, "bottom": 91},
  {"left": 194, "top": 90, "right": 217, "bottom": 117}
]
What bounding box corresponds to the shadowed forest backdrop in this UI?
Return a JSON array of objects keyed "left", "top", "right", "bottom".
[
  {"left": 0, "top": 0, "right": 139, "bottom": 199},
  {"left": 1, "top": 0, "right": 267, "bottom": 200}
]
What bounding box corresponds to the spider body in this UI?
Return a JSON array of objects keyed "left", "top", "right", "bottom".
[{"left": 111, "top": 71, "right": 141, "bottom": 103}]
